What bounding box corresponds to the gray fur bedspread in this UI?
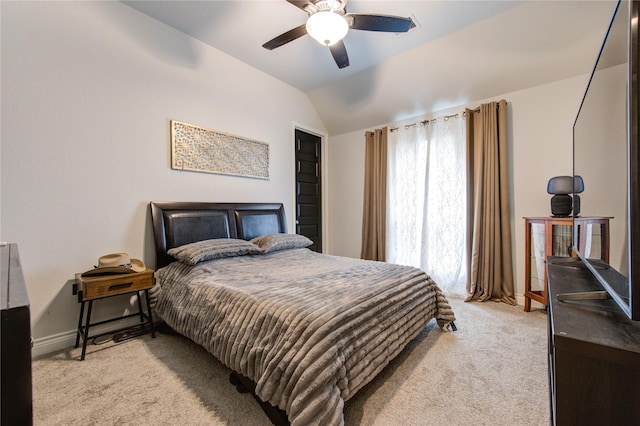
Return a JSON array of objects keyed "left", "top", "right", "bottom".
[{"left": 152, "top": 248, "right": 455, "bottom": 426}]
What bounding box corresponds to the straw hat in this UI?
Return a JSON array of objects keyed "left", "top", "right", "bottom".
[{"left": 81, "top": 253, "right": 146, "bottom": 277}]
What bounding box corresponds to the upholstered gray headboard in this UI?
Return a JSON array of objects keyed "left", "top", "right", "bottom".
[{"left": 150, "top": 202, "right": 287, "bottom": 268}]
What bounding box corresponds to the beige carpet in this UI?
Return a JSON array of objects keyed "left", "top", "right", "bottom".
[{"left": 32, "top": 298, "right": 549, "bottom": 425}]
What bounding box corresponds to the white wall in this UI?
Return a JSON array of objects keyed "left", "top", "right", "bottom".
[
  {"left": 0, "top": 1, "right": 326, "bottom": 355},
  {"left": 327, "top": 74, "right": 590, "bottom": 306}
]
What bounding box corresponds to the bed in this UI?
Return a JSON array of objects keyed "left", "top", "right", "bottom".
[{"left": 149, "top": 201, "right": 456, "bottom": 426}]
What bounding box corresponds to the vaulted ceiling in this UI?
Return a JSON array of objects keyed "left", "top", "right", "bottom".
[{"left": 124, "top": 1, "right": 617, "bottom": 135}]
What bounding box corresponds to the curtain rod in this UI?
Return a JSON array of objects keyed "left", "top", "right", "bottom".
[
  {"left": 389, "top": 112, "right": 462, "bottom": 132},
  {"left": 388, "top": 101, "right": 504, "bottom": 132},
  {"left": 469, "top": 100, "right": 505, "bottom": 113}
]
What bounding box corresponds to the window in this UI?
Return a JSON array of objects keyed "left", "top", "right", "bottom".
[{"left": 386, "top": 116, "right": 467, "bottom": 296}]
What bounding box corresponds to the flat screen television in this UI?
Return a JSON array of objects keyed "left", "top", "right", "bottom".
[{"left": 572, "top": 0, "right": 640, "bottom": 320}]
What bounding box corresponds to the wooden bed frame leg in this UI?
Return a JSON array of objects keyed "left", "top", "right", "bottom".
[{"left": 229, "top": 372, "right": 290, "bottom": 426}]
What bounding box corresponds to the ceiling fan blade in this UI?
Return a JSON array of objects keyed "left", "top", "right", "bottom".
[
  {"left": 262, "top": 24, "right": 308, "bottom": 50},
  {"left": 329, "top": 40, "right": 349, "bottom": 69},
  {"left": 286, "top": 0, "right": 317, "bottom": 14},
  {"left": 347, "top": 13, "right": 414, "bottom": 33}
]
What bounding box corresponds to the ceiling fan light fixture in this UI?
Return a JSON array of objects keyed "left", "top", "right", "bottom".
[{"left": 306, "top": 11, "right": 348, "bottom": 46}]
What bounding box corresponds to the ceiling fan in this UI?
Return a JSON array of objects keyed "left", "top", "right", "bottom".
[{"left": 262, "top": 0, "right": 415, "bottom": 69}]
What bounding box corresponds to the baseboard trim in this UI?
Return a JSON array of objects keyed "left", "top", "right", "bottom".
[{"left": 32, "top": 330, "right": 76, "bottom": 358}]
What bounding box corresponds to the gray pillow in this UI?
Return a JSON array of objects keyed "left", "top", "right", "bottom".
[
  {"left": 168, "top": 238, "right": 262, "bottom": 265},
  {"left": 250, "top": 233, "right": 313, "bottom": 254}
]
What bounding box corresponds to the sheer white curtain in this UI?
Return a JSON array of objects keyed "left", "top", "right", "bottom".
[{"left": 387, "top": 116, "right": 467, "bottom": 296}]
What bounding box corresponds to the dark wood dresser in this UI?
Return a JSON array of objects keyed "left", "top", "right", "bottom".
[
  {"left": 1, "top": 243, "right": 33, "bottom": 425},
  {"left": 547, "top": 258, "right": 640, "bottom": 425}
]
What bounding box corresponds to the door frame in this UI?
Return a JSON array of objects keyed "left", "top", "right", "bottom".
[{"left": 291, "top": 123, "right": 328, "bottom": 253}]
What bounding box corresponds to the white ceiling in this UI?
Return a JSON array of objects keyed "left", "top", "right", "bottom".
[{"left": 123, "top": 0, "right": 617, "bottom": 135}]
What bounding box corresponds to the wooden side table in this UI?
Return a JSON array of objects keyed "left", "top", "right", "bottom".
[
  {"left": 73, "top": 269, "right": 156, "bottom": 360},
  {"left": 523, "top": 216, "right": 611, "bottom": 312}
]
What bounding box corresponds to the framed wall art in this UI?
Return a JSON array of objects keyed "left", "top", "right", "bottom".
[{"left": 170, "top": 120, "right": 269, "bottom": 179}]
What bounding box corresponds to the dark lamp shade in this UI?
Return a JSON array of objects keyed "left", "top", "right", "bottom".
[{"left": 547, "top": 175, "right": 585, "bottom": 195}]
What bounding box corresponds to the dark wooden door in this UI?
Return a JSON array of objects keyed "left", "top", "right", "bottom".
[{"left": 295, "top": 129, "right": 322, "bottom": 252}]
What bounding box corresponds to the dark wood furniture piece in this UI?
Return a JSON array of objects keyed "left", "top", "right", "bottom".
[
  {"left": 524, "top": 216, "right": 611, "bottom": 311},
  {"left": 73, "top": 269, "right": 156, "bottom": 361},
  {"left": 547, "top": 258, "right": 640, "bottom": 425},
  {"left": 1, "top": 243, "right": 33, "bottom": 426}
]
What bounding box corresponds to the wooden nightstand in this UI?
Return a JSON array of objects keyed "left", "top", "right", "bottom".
[{"left": 73, "top": 269, "right": 156, "bottom": 360}]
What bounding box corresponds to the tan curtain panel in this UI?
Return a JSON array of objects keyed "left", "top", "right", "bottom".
[
  {"left": 465, "top": 100, "right": 516, "bottom": 304},
  {"left": 361, "top": 127, "right": 388, "bottom": 261}
]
